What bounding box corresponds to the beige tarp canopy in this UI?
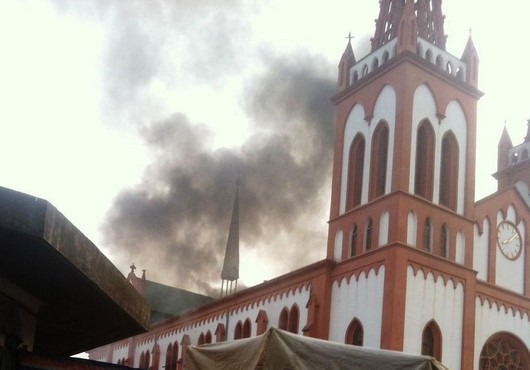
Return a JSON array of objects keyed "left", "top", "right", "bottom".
[{"left": 186, "top": 327, "right": 450, "bottom": 370}]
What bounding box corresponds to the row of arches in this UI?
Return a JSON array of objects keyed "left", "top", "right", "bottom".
[
  {"left": 347, "top": 121, "right": 389, "bottom": 209},
  {"left": 417, "top": 42, "right": 465, "bottom": 81},
  {"left": 348, "top": 38, "right": 467, "bottom": 89},
  {"left": 234, "top": 304, "right": 300, "bottom": 340}
]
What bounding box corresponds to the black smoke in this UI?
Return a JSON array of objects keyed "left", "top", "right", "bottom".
[{"left": 103, "top": 53, "right": 336, "bottom": 295}]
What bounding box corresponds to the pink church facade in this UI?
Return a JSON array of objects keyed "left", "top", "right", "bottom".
[{"left": 89, "top": 1, "right": 530, "bottom": 369}]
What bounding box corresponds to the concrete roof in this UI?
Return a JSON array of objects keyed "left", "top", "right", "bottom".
[{"left": 0, "top": 186, "right": 150, "bottom": 356}]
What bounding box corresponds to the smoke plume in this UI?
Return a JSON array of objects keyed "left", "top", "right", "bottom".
[{"left": 103, "top": 53, "right": 336, "bottom": 295}]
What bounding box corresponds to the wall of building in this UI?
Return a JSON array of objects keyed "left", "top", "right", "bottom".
[
  {"left": 473, "top": 218, "right": 489, "bottom": 280},
  {"left": 403, "top": 266, "right": 464, "bottom": 370},
  {"left": 473, "top": 297, "right": 530, "bottom": 369},
  {"left": 328, "top": 266, "right": 385, "bottom": 348}
]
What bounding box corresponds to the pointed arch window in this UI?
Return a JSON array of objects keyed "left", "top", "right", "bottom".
[
  {"left": 421, "top": 321, "right": 442, "bottom": 361},
  {"left": 370, "top": 122, "right": 389, "bottom": 199},
  {"left": 423, "top": 218, "right": 432, "bottom": 252},
  {"left": 205, "top": 331, "right": 212, "bottom": 344},
  {"left": 345, "top": 318, "right": 364, "bottom": 346},
  {"left": 440, "top": 224, "right": 449, "bottom": 258},
  {"left": 234, "top": 321, "right": 243, "bottom": 340},
  {"left": 415, "top": 120, "right": 435, "bottom": 200},
  {"left": 350, "top": 224, "right": 358, "bottom": 257},
  {"left": 215, "top": 323, "right": 226, "bottom": 342},
  {"left": 347, "top": 135, "right": 366, "bottom": 209},
  {"left": 165, "top": 341, "right": 178, "bottom": 370},
  {"left": 288, "top": 304, "right": 299, "bottom": 334},
  {"left": 243, "top": 318, "right": 252, "bottom": 338},
  {"left": 279, "top": 308, "right": 288, "bottom": 330},
  {"left": 439, "top": 132, "right": 459, "bottom": 211},
  {"left": 365, "top": 218, "right": 373, "bottom": 251}
]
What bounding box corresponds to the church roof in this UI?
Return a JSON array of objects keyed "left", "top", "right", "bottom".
[{"left": 142, "top": 279, "right": 213, "bottom": 324}]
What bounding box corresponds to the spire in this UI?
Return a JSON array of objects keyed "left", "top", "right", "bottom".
[
  {"left": 461, "top": 34, "right": 479, "bottom": 88},
  {"left": 371, "top": 0, "right": 446, "bottom": 52},
  {"left": 220, "top": 181, "right": 240, "bottom": 297},
  {"left": 498, "top": 124, "right": 513, "bottom": 172},
  {"left": 338, "top": 35, "right": 356, "bottom": 92}
]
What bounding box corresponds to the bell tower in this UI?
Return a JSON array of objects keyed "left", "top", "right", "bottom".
[{"left": 326, "top": 0, "right": 482, "bottom": 365}]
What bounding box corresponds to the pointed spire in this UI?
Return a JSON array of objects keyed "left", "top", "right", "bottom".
[
  {"left": 220, "top": 181, "right": 240, "bottom": 296},
  {"left": 498, "top": 124, "right": 513, "bottom": 171},
  {"left": 461, "top": 34, "right": 479, "bottom": 88},
  {"left": 338, "top": 35, "right": 356, "bottom": 91}
]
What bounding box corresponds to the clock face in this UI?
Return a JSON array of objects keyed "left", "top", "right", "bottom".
[{"left": 497, "top": 221, "right": 523, "bottom": 260}]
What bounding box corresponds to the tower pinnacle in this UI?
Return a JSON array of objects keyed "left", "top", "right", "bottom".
[{"left": 220, "top": 181, "right": 240, "bottom": 297}]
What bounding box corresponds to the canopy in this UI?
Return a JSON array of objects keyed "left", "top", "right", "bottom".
[{"left": 186, "top": 328, "right": 450, "bottom": 370}]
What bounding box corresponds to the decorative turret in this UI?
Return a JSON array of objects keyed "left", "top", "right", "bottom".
[
  {"left": 461, "top": 34, "right": 479, "bottom": 88},
  {"left": 338, "top": 35, "right": 356, "bottom": 92},
  {"left": 497, "top": 125, "right": 513, "bottom": 173}
]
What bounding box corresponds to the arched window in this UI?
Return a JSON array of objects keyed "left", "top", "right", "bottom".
[
  {"left": 446, "top": 62, "right": 453, "bottom": 74},
  {"left": 421, "top": 321, "right": 442, "bottom": 360},
  {"left": 215, "top": 323, "right": 226, "bottom": 342},
  {"left": 243, "top": 318, "right": 252, "bottom": 338},
  {"left": 346, "top": 135, "right": 366, "bottom": 209},
  {"left": 370, "top": 122, "right": 389, "bottom": 200},
  {"left": 279, "top": 308, "right": 288, "bottom": 330},
  {"left": 234, "top": 321, "right": 243, "bottom": 340},
  {"left": 425, "top": 49, "right": 433, "bottom": 63},
  {"left": 165, "top": 342, "right": 179, "bottom": 370},
  {"left": 288, "top": 305, "right": 299, "bottom": 334},
  {"left": 382, "top": 51, "right": 390, "bottom": 64},
  {"left": 436, "top": 55, "right": 443, "bottom": 68},
  {"left": 372, "top": 58, "right": 379, "bottom": 71},
  {"left": 345, "top": 318, "right": 364, "bottom": 346},
  {"left": 205, "top": 331, "right": 212, "bottom": 344},
  {"left": 479, "top": 332, "right": 530, "bottom": 369},
  {"left": 440, "top": 224, "right": 449, "bottom": 258},
  {"left": 198, "top": 333, "right": 205, "bottom": 345},
  {"left": 423, "top": 218, "right": 432, "bottom": 252},
  {"left": 365, "top": 218, "right": 373, "bottom": 251},
  {"left": 362, "top": 64, "right": 369, "bottom": 77},
  {"left": 353, "top": 71, "right": 359, "bottom": 84},
  {"left": 139, "top": 352, "right": 145, "bottom": 369},
  {"left": 415, "top": 120, "right": 435, "bottom": 200},
  {"left": 439, "top": 132, "right": 459, "bottom": 211},
  {"left": 350, "top": 224, "right": 358, "bottom": 257}
]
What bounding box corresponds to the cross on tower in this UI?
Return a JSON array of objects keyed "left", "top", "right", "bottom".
[{"left": 345, "top": 32, "right": 354, "bottom": 43}]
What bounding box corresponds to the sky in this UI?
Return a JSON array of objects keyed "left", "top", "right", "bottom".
[{"left": 1, "top": 0, "right": 530, "bottom": 296}]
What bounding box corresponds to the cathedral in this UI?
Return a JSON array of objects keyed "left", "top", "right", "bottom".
[{"left": 88, "top": 1, "right": 530, "bottom": 369}]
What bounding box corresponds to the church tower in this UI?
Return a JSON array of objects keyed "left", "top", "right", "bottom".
[{"left": 327, "top": 0, "right": 483, "bottom": 368}]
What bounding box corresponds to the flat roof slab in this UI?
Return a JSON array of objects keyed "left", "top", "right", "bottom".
[{"left": 0, "top": 186, "right": 150, "bottom": 356}]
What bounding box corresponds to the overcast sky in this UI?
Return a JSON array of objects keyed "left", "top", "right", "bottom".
[{"left": 1, "top": 0, "right": 529, "bottom": 295}]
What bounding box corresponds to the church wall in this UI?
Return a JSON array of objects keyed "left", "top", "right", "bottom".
[
  {"left": 473, "top": 297, "right": 530, "bottom": 369},
  {"left": 111, "top": 343, "right": 129, "bottom": 364},
  {"left": 328, "top": 266, "right": 385, "bottom": 348},
  {"left": 403, "top": 266, "right": 464, "bottom": 370}
]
